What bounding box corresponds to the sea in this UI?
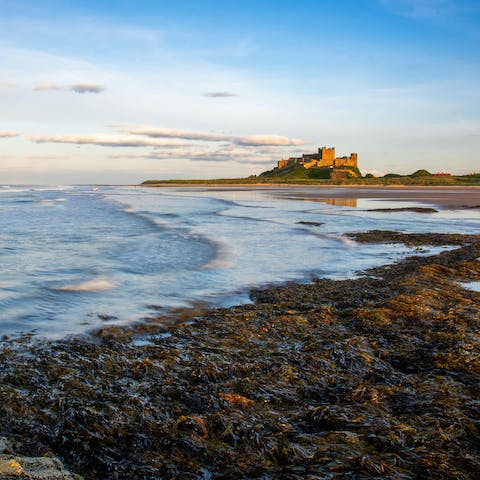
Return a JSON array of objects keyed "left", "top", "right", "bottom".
[{"left": 1, "top": 185, "right": 480, "bottom": 339}]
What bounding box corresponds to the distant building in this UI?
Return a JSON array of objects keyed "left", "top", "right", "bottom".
[
  {"left": 277, "top": 146, "right": 358, "bottom": 171},
  {"left": 433, "top": 172, "right": 451, "bottom": 177}
]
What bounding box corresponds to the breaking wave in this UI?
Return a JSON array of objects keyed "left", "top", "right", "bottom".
[{"left": 54, "top": 278, "right": 118, "bottom": 292}]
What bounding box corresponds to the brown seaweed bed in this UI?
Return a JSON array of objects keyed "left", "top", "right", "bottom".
[{"left": 1, "top": 230, "right": 479, "bottom": 479}]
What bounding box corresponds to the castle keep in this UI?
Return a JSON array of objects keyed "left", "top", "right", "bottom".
[{"left": 277, "top": 146, "right": 358, "bottom": 170}]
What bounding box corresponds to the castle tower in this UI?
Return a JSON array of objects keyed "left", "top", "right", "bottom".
[{"left": 319, "top": 146, "right": 335, "bottom": 161}]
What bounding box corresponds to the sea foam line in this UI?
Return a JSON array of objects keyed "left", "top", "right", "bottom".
[{"left": 54, "top": 278, "right": 118, "bottom": 292}]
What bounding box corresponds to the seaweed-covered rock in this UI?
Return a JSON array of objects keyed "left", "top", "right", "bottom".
[
  {"left": 0, "top": 231, "right": 479, "bottom": 479},
  {"left": 0, "top": 453, "right": 82, "bottom": 479}
]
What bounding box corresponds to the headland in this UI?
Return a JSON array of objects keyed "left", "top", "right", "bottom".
[{"left": 142, "top": 145, "right": 480, "bottom": 186}]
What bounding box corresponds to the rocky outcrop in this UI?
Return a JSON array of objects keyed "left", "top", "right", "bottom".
[{"left": 0, "top": 438, "right": 82, "bottom": 480}]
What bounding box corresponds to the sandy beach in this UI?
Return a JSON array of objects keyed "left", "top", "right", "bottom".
[
  {"left": 274, "top": 185, "right": 480, "bottom": 209},
  {"left": 143, "top": 184, "right": 480, "bottom": 209}
]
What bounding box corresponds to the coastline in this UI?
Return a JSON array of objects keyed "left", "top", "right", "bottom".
[
  {"left": 1, "top": 230, "right": 479, "bottom": 479},
  {"left": 139, "top": 184, "right": 480, "bottom": 209}
]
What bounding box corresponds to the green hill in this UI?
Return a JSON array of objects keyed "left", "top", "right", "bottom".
[
  {"left": 410, "top": 169, "right": 432, "bottom": 177},
  {"left": 259, "top": 165, "right": 360, "bottom": 180}
]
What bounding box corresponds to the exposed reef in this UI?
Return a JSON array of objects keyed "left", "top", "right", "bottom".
[
  {"left": 0, "top": 437, "right": 82, "bottom": 479},
  {"left": 295, "top": 221, "right": 324, "bottom": 226},
  {"left": 0, "top": 231, "right": 479, "bottom": 479},
  {"left": 365, "top": 207, "right": 438, "bottom": 213}
]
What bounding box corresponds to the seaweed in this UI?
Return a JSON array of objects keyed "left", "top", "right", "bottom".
[{"left": 0, "top": 231, "right": 479, "bottom": 479}]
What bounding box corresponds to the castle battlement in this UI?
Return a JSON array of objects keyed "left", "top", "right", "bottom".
[{"left": 277, "top": 146, "right": 358, "bottom": 171}]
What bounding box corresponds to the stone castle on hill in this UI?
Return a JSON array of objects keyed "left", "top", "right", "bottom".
[{"left": 277, "top": 146, "right": 358, "bottom": 171}]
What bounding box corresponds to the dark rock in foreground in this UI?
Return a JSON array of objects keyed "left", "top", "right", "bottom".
[
  {"left": 0, "top": 437, "right": 82, "bottom": 479},
  {"left": 0, "top": 231, "right": 479, "bottom": 479}
]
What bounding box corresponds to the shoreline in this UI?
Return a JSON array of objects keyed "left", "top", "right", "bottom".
[
  {"left": 139, "top": 184, "right": 480, "bottom": 209},
  {"left": 1, "top": 230, "right": 479, "bottom": 479}
]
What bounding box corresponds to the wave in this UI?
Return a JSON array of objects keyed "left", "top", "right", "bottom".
[
  {"left": 0, "top": 188, "right": 30, "bottom": 194},
  {"left": 54, "top": 278, "right": 118, "bottom": 292},
  {"left": 201, "top": 239, "right": 231, "bottom": 269},
  {"left": 308, "top": 231, "right": 358, "bottom": 247}
]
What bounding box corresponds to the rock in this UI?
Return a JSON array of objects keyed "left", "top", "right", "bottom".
[
  {"left": 0, "top": 454, "right": 83, "bottom": 480},
  {"left": 366, "top": 207, "right": 438, "bottom": 213},
  {"left": 296, "top": 221, "right": 324, "bottom": 226},
  {"left": 0, "top": 438, "right": 12, "bottom": 454}
]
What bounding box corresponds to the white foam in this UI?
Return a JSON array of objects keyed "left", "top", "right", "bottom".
[
  {"left": 55, "top": 278, "right": 117, "bottom": 292},
  {"left": 201, "top": 239, "right": 231, "bottom": 269},
  {"left": 0, "top": 188, "right": 28, "bottom": 193},
  {"left": 310, "top": 231, "right": 358, "bottom": 247},
  {"left": 459, "top": 281, "right": 480, "bottom": 292}
]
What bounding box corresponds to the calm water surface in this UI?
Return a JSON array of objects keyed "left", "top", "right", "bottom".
[{"left": 1, "top": 185, "right": 479, "bottom": 338}]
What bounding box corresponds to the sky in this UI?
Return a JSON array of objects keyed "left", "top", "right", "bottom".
[{"left": 1, "top": 0, "right": 479, "bottom": 183}]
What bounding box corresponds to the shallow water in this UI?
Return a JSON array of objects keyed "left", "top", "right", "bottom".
[
  {"left": 1, "top": 185, "right": 479, "bottom": 338},
  {"left": 460, "top": 281, "right": 480, "bottom": 292}
]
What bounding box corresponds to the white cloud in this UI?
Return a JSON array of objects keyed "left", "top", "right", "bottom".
[
  {"left": 116, "top": 126, "right": 305, "bottom": 147},
  {"left": 70, "top": 84, "right": 105, "bottom": 94},
  {"left": 0, "top": 131, "right": 20, "bottom": 138},
  {"left": 33, "top": 83, "right": 105, "bottom": 93},
  {"left": 109, "top": 146, "right": 278, "bottom": 165},
  {"left": 27, "top": 134, "right": 188, "bottom": 148},
  {"left": 116, "top": 126, "right": 231, "bottom": 142},
  {"left": 0, "top": 82, "right": 18, "bottom": 89},
  {"left": 33, "top": 84, "right": 63, "bottom": 91},
  {"left": 203, "top": 91, "right": 238, "bottom": 97},
  {"left": 236, "top": 135, "right": 304, "bottom": 147}
]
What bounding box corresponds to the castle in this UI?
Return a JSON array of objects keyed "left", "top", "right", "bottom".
[{"left": 277, "top": 146, "right": 358, "bottom": 171}]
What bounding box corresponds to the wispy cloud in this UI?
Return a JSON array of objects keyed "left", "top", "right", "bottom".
[
  {"left": 33, "top": 84, "right": 63, "bottom": 91},
  {"left": 203, "top": 91, "right": 238, "bottom": 97},
  {"left": 0, "top": 131, "right": 20, "bottom": 138},
  {"left": 116, "top": 126, "right": 230, "bottom": 142},
  {"left": 235, "top": 135, "right": 304, "bottom": 147},
  {"left": 33, "top": 83, "right": 105, "bottom": 94},
  {"left": 28, "top": 134, "right": 187, "bottom": 148},
  {"left": 71, "top": 84, "right": 105, "bottom": 94},
  {"left": 25, "top": 125, "right": 304, "bottom": 169},
  {"left": 0, "top": 82, "right": 18, "bottom": 89},
  {"left": 109, "top": 147, "right": 276, "bottom": 164},
  {"left": 116, "top": 126, "right": 305, "bottom": 147}
]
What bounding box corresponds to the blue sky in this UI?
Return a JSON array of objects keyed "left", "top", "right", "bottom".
[{"left": 1, "top": 0, "right": 479, "bottom": 183}]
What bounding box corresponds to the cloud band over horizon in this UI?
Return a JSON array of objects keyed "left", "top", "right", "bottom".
[
  {"left": 0, "top": 131, "right": 20, "bottom": 138},
  {"left": 33, "top": 83, "right": 105, "bottom": 94},
  {"left": 115, "top": 126, "right": 305, "bottom": 146}
]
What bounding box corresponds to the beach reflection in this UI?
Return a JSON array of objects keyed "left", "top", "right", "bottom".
[
  {"left": 284, "top": 197, "right": 358, "bottom": 207},
  {"left": 319, "top": 198, "right": 358, "bottom": 208}
]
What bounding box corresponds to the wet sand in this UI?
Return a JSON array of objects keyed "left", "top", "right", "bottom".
[
  {"left": 143, "top": 184, "right": 480, "bottom": 209},
  {"left": 271, "top": 186, "right": 480, "bottom": 209}
]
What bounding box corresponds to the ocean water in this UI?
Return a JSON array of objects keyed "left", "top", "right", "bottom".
[{"left": 1, "top": 185, "right": 479, "bottom": 339}]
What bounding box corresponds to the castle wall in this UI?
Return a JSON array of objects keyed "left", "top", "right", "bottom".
[
  {"left": 333, "top": 153, "right": 358, "bottom": 168},
  {"left": 320, "top": 147, "right": 335, "bottom": 161},
  {"left": 277, "top": 147, "right": 358, "bottom": 171},
  {"left": 302, "top": 153, "right": 323, "bottom": 161},
  {"left": 317, "top": 158, "right": 334, "bottom": 168},
  {"left": 277, "top": 158, "right": 297, "bottom": 169}
]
